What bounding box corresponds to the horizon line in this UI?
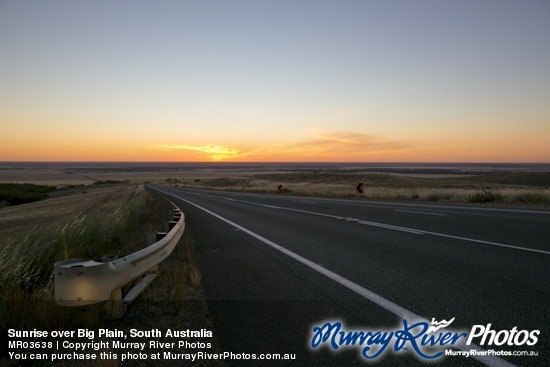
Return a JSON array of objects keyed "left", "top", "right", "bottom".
[{"left": 1, "top": 161, "right": 550, "bottom": 165}]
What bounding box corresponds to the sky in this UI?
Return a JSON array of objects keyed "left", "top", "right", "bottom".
[{"left": 1, "top": 0, "right": 549, "bottom": 162}]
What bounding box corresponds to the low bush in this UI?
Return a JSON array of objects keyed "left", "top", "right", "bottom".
[
  {"left": 469, "top": 189, "right": 503, "bottom": 203},
  {"left": 514, "top": 192, "right": 550, "bottom": 205}
]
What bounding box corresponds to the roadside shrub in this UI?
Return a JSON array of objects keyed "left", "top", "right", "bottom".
[
  {"left": 514, "top": 192, "right": 550, "bottom": 205},
  {"left": 469, "top": 189, "right": 503, "bottom": 203},
  {"left": 426, "top": 192, "right": 452, "bottom": 201}
]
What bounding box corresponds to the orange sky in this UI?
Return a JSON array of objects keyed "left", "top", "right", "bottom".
[{"left": 2, "top": 128, "right": 548, "bottom": 163}]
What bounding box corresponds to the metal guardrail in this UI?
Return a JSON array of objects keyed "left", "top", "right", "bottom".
[{"left": 54, "top": 197, "right": 184, "bottom": 315}]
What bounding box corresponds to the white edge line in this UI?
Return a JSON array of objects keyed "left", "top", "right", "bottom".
[{"left": 159, "top": 189, "right": 516, "bottom": 367}]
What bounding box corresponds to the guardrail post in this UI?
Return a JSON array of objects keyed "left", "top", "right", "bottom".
[
  {"left": 156, "top": 231, "right": 167, "bottom": 241},
  {"left": 106, "top": 287, "right": 125, "bottom": 319}
]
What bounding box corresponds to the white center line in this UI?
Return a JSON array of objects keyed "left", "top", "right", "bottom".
[
  {"left": 395, "top": 209, "right": 448, "bottom": 216},
  {"left": 199, "top": 191, "right": 549, "bottom": 256}
]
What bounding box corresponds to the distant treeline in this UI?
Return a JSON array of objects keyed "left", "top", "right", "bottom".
[{"left": 0, "top": 183, "right": 57, "bottom": 206}]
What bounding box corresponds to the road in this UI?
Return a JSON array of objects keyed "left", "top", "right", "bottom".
[{"left": 151, "top": 185, "right": 549, "bottom": 366}]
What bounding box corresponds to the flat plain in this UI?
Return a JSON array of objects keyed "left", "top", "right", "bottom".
[{"left": 2, "top": 162, "right": 549, "bottom": 206}]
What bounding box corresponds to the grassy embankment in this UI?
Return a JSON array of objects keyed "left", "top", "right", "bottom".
[
  {"left": 175, "top": 171, "right": 550, "bottom": 206},
  {"left": 0, "top": 184, "right": 199, "bottom": 334}
]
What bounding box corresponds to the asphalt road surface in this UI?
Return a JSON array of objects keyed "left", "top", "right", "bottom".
[{"left": 151, "top": 185, "right": 549, "bottom": 367}]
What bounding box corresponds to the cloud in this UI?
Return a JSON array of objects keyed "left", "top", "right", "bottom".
[
  {"left": 275, "top": 131, "right": 410, "bottom": 158},
  {"left": 155, "top": 144, "right": 245, "bottom": 161},
  {"left": 154, "top": 131, "right": 410, "bottom": 161}
]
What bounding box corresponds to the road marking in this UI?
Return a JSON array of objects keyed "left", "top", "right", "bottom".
[
  {"left": 335, "top": 216, "right": 425, "bottom": 234},
  {"left": 395, "top": 209, "right": 448, "bottom": 216},
  {"left": 356, "top": 220, "right": 425, "bottom": 235},
  {"left": 175, "top": 187, "right": 550, "bottom": 215},
  {"left": 297, "top": 200, "right": 317, "bottom": 204},
  {"left": 162, "top": 190, "right": 515, "bottom": 367},
  {"left": 199, "top": 192, "right": 550, "bottom": 256},
  {"left": 332, "top": 198, "right": 550, "bottom": 215},
  {"left": 419, "top": 229, "right": 550, "bottom": 254}
]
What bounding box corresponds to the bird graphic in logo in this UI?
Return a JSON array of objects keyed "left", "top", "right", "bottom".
[{"left": 427, "top": 317, "right": 456, "bottom": 333}]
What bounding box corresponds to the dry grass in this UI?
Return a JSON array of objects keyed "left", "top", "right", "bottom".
[
  {"left": 179, "top": 172, "right": 550, "bottom": 206},
  {"left": 143, "top": 230, "right": 202, "bottom": 305},
  {"left": 0, "top": 168, "right": 95, "bottom": 186},
  {"left": 0, "top": 184, "right": 168, "bottom": 334}
]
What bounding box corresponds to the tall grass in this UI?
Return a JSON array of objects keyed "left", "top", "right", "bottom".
[
  {"left": 182, "top": 173, "right": 550, "bottom": 206},
  {"left": 0, "top": 185, "right": 168, "bottom": 333},
  {"left": 142, "top": 230, "right": 201, "bottom": 310},
  {"left": 469, "top": 189, "right": 503, "bottom": 203}
]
